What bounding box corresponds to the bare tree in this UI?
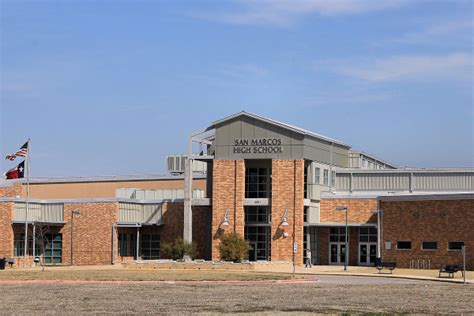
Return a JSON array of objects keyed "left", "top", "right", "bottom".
[{"left": 30, "top": 222, "right": 51, "bottom": 271}]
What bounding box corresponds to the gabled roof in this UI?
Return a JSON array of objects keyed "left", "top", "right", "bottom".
[{"left": 208, "top": 111, "right": 351, "bottom": 148}]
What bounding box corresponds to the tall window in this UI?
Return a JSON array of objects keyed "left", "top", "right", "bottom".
[
  {"left": 331, "top": 171, "right": 336, "bottom": 187},
  {"left": 315, "top": 168, "right": 321, "bottom": 185},
  {"left": 323, "top": 170, "right": 329, "bottom": 186},
  {"left": 141, "top": 234, "right": 160, "bottom": 259},
  {"left": 43, "top": 234, "right": 62, "bottom": 264},
  {"left": 244, "top": 206, "right": 271, "bottom": 261},
  {"left": 118, "top": 233, "right": 128, "bottom": 256},
  {"left": 245, "top": 167, "right": 271, "bottom": 198}
]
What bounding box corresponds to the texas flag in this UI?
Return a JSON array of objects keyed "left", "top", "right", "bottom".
[{"left": 5, "top": 160, "right": 25, "bottom": 179}]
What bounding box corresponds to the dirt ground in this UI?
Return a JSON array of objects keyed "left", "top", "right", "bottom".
[
  {"left": 1, "top": 282, "right": 472, "bottom": 314},
  {"left": 0, "top": 269, "right": 472, "bottom": 314},
  {"left": 0, "top": 268, "right": 296, "bottom": 281}
]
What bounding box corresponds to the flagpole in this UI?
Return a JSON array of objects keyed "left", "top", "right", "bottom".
[{"left": 24, "top": 139, "right": 30, "bottom": 268}]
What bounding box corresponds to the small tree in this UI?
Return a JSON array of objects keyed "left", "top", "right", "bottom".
[
  {"left": 161, "top": 238, "right": 197, "bottom": 260},
  {"left": 31, "top": 222, "right": 51, "bottom": 271},
  {"left": 219, "top": 233, "right": 250, "bottom": 262}
]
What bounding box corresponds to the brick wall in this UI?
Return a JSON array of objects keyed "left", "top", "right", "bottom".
[
  {"left": 211, "top": 160, "right": 245, "bottom": 261},
  {"left": 381, "top": 199, "right": 474, "bottom": 270},
  {"left": 0, "top": 202, "right": 14, "bottom": 258},
  {"left": 320, "top": 198, "right": 378, "bottom": 223},
  {"left": 62, "top": 202, "right": 118, "bottom": 266},
  {"left": 0, "top": 183, "right": 22, "bottom": 198},
  {"left": 271, "top": 160, "right": 304, "bottom": 264}
]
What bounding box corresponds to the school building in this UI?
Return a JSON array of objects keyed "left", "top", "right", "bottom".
[{"left": 0, "top": 111, "right": 473, "bottom": 269}]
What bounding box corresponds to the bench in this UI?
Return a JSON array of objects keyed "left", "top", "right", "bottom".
[
  {"left": 375, "top": 258, "right": 396, "bottom": 274},
  {"left": 439, "top": 265, "right": 464, "bottom": 278},
  {"left": 5, "top": 258, "right": 14, "bottom": 268}
]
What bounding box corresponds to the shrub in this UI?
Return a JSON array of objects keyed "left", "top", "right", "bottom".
[
  {"left": 161, "top": 238, "right": 197, "bottom": 260},
  {"left": 219, "top": 233, "right": 250, "bottom": 262}
]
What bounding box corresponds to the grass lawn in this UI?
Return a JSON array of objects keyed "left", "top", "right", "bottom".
[{"left": 0, "top": 268, "right": 304, "bottom": 281}]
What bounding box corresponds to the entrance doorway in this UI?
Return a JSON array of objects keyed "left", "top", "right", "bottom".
[
  {"left": 359, "top": 243, "right": 376, "bottom": 265},
  {"left": 329, "top": 243, "right": 346, "bottom": 264},
  {"left": 329, "top": 227, "right": 348, "bottom": 265}
]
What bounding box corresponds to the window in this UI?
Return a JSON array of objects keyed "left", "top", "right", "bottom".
[
  {"left": 244, "top": 206, "right": 271, "bottom": 224},
  {"left": 43, "top": 234, "right": 62, "bottom": 264},
  {"left": 359, "top": 227, "right": 377, "bottom": 242},
  {"left": 331, "top": 171, "right": 336, "bottom": 187},
  {"left": 330, "top": 227, "right": 347, "bottom": 242},
  {"left": 141, "top": 234, "right": 160, "bottom": 259},
  {"left": 448, "top": 241, "right": 464, "bottom": 251},
  {"left": 323, "top": 170, "right": 329, "bottom": 186},
  {"left": 14, "top": 233, "right": 45, "bottom": 257},
  {"left": 422, "top": 241, "right": 437, "bottom": 250},
  {"left": 118, "top": 233, "right": 128, "bottom": 256},
  {"left": 397, "top": 241, "right": 411, "bottom": 250},
  {"left": 245, "top": 167, "right": 271, "bottom": 198},
  {"left": 315, "top": 168, "right": 321, "bottom": 184},
  {"left": 244, "top": 226, "right": 271, "bottom": 261}
]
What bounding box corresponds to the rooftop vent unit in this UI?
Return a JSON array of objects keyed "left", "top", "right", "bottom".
[{"left": 166, "top": 155, "right": 207, "bottom": 175}]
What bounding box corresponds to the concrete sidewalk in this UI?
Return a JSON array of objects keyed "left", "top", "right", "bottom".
[{"left": 263, "top": 264, "right": 474, "bottom": 284}]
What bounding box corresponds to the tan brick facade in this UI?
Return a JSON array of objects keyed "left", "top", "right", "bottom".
[
  {"left": 211, "top": 160, "right": 245, "bottom": 261},
  {"left": 320, "top": 198, "right": 378, "bottom": 223},
  {"left": 271, "top": 160, "right": 304, "bottom": 264},
  {"left": 380, "top": 199, "right": 474, "bottom": 270},
  {"left": 0, "top": 183, "right": 22, "bottom": 198}
]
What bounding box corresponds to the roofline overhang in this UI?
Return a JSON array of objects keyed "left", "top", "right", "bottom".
[{"left": 208, "top": 111, "right": 352, "bottom": 148}]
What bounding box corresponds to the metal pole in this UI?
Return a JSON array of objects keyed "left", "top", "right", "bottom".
[
  {"left": 111, "top": 224, "right": 116, "bottom": 265},
  {"left": 32, "top": 223, "right": 36, "bottom": 263},
  {"left": 462, "top": 246, "right": 466, "bottom": 284},
  {"left": 377, "top": 210, "right": 381, "bottom": 259},
  {"left": 70, "top": 212, "right": 74, "bottom": 266},
  {"left": 136, "top": 226, "right": 140, "bottom": 260},
  {"left": 24, "top": 139, "right": 31, "bottom": 268},
  {"left": 344, "top": 207, "right": 348, "bottom": 271}
]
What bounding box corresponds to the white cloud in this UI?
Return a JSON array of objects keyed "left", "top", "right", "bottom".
[
  {"left": 321, "top": 53, "right": 472, "bottom": 82},
  {"left": 191, "top": 0, "right": 410, "bottom": 26},
  {"left": 384, "top": 20, "right": 473, "bottom": 45}
]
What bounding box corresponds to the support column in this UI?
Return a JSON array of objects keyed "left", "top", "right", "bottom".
[
  {"left": 184, "top": 157, "right": 193, "bottom": 244},
  {"left": 136, "top": 227, "right": 140, "bottom": 260}
]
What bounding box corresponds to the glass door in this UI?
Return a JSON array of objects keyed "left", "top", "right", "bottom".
[
  {"left": 330, "top": 243, "right": 346, "bottom": 264},
  {"left": 359, "top": 243, "right": 377, "bottom": 265}
]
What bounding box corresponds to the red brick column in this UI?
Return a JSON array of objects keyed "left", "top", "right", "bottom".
[
  {"left": 211, "top": 160, "right": 245, "bottom": 261},
  {"left": 62, "top": 202, "right": 118, "bottom": 265},
  {"left": 271, "top": 160, "right": 304, "bottom": 264},
  {"left": 0, "top": 202, "right": 14, "bottom": 258}
]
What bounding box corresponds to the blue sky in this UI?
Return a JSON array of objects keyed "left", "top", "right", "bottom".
[{"left": 1, "top": 0, "right": 472, "bottom": 177}]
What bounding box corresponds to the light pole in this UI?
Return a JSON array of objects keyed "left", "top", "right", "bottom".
[
  {"left": 336, "top": 206, "right": 348, "bottom": 271},
  {"left": 70, "top": 209, "right": 80, "bottom": 266},
  {"left": 372, "top": 209, "right": 383, "bottom": 261}
]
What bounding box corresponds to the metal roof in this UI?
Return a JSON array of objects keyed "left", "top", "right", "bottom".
[
  {"left": 208, "top": 111, "right": 351, "bottom": 148},
  {"left": 0, "top": 173, "right": 207, "bottom": 185},
  {"left": 377, "top": 192, "right": 474, "bottom": 202},
  {"left": 335, "top": 168, "right": 474, "bottom": 173},
  {"left": 322, "top": 191, "right": 474, "bottom": 199},
  {"left": 348, "top": 150, "right": 399, "bottom": 169}
]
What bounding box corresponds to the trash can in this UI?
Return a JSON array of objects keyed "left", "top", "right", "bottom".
[{"left": 0, "top": 258, "right": 6, "bottom": 270}]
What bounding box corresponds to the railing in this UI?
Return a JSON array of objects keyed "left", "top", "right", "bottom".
[
  {"left": 335, "top": 170, "right": 474, "bottom": 192},
  {"left": 410, "top": 259, "right": 431, "bottom": 270}
]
